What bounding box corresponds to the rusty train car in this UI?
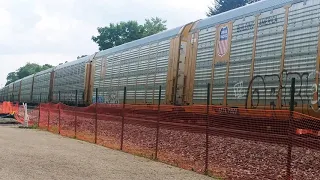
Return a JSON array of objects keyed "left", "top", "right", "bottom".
[{"left": 0, "top": 0, "right": 320, "bottom": 117}]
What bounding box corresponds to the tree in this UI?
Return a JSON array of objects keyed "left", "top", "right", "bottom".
[
  {"left": 143, "top": 17, "right": 167, "bottom": 37},
  {"left": 207, "top": 0, "right": 260, "bottom": 16},
  {"left": 6, "top": 72, "right": 18, "bottom": 86},
  {"left": 92, "top": 17, "right": 167, "bottom": 51},
  {"left": 5, "top": 63, "right": 53, "bottom": 85}
]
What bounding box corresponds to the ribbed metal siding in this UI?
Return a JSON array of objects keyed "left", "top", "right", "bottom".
[
  {"left": 20, "top": 76, "right": 34, "bottom": 102},
  {"left": 93, "top": 39, "right": 170, "bottom": 104},
  {"left": 155, "top": 40, "right": 170, "bottom": 102},
  {"left": 33, "top": 71, "right": 52, "bottom": 103},
  {"left": 193, "top": 27, "right": 215, "bottom": 104},
  {"left": 212, "top": 63, "right": 227, "bottom": 105},
  {"left": 3, "top": 86, "right": 9, "bottom": 101},
  {"left": 8, "top": 83, "right": 14, "bottom": 101},
  {"left": 227, "top": 16, "right": 255, "bottom": 106},
  {"left": 282, "top": 0, "right": 320, "bottom": 109},
  {"left": 252, "top": 7, "right": 286, "bottom": 108},
  {"left": 0, "top": 88, "right": 3, "bottom": 101},
  {"left": 53, "top": 61, "right": 87, "bottom": 104},
  {"left": 13, "top": 81, "right": 21, "bottom": 101}
]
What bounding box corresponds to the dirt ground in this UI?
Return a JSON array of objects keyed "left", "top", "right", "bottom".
[{"left": 0, "top": 123, "right": 213, "bottom": 180}]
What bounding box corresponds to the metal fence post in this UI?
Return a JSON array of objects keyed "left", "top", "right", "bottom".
[
  {"left": 58, "top": 103, "right": 61, "bottom": 134},
  {"left": 287, "top": 78, "right": 295, "bottom": 180},
  {"left": 38, "top": 103, "right": 41, "bottom": 128},
  {"left": 94, "top": 88, "right": 98, "bottom": 144},
  {"left": 59, "top": 91, "right": 61, "bottom": 102},
  {"left": 47, "top": 104, "right": 50, "bottom": 131},
  {"left": 38, "top": 93, "right": 42, "bottom": 127},
  {"left": 75, "top": 90, "right": 78, "bottom": 137},
  {"left": 120, "top": 87, "right": 127, "bottom": 150},
  {"left": 155, "top": 85, "right": 162, "bottom": 160},
  {"left": 205, "top": 83, "right": 210, "bottom": 174}
]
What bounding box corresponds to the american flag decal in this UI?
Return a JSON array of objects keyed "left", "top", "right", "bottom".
[{"left": 218, "top": 26, "right": 229, "bottom": 57}]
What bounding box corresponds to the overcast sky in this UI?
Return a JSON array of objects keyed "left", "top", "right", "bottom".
[{"left": 0, "top": 0, "right": 213, "bottom": 87}]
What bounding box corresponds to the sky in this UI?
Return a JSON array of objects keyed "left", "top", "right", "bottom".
[{"left": 0, "top": 0, "right": 213, "bottom": 87}]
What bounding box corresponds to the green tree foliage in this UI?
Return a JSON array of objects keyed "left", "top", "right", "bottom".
[
  {"left": 92, "top": 17, "right": 167, "bottom": 51},
  {"left": 5, "top": 63, "right": 53, "bottom": 85},
  {"left": 143, "top": 17, "right": 167, "bottom": 37},
  {"left": 207, "top": 0, "right": 260, "bottom": 16}
]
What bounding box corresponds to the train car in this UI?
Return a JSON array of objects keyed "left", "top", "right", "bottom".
[
  {"left": 32, "top": 68, "right": 54, "bottom": 103},
  {"left": 184, "top": 0, "right": 320, "bottom": 116},
  {"left": 3, "top": 0, "right": 320, "bottom": 119},
  {"left": 20, "top": 74, "right": 34, "bottom": 103},
  {"left": 52, "top": 54, "right": 96, "bottom": 105},
  {"left": 90, "top": 23, "right": 195, "bottom": 105}
]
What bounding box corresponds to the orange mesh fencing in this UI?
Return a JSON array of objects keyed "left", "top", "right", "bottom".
[{"left": 1, "top": 102, "right": 320, "bottom": 179}]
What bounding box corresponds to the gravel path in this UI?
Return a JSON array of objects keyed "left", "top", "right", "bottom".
[{"left": 0, "top": 124, "right": 213, "bottom": 180}]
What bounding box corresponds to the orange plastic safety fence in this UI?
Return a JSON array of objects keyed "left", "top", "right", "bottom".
[{"left": 1, "top": 101, "right": 320, "bottom": 179}]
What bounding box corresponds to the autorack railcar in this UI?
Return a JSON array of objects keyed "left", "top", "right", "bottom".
[{"left": 1, "top": 0, "right": 320, "bottom": 118}]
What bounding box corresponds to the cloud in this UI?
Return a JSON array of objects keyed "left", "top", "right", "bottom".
[{"left": 0, "top": 0, "right": 212, "bottom": 87}]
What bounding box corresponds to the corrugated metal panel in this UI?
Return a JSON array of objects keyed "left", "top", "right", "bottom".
[
  {"left": 33, "top": 68, "right": 53, "bottom": 103},
  {"left": 53, "top": 59, "right": 88, "bottom": 104},
  {"left": 13, "top": 80, "right": 21, "bottom": 101},
  {"left": 0, "top": 88, "right": 4, "bottom": 101},
  {"left": 252, "top": 7, "right": 286, "bottom": 108},
  {"left": 2, "top": 86, "right": 8, "bottom": 101},
  {"left": 20, "top": 75, "right": 34, "bottom": 102},
  {"left": 282, "top": 0, "right": 320, "bottom": 109},
  {"left": 195, "top": 0, "right": 304, "bottom": 31},
  {"left": 192, "top": 27, "right": 215, "bottom": 103},
  {"left": 5, "top": 86, "right": 10, "bottom": 101},
  {"left": 227, "top": 16, "right": 255, "bottom": 105},
  {"left": 8, "top": 83, "right": 14, "bottom": 101},
  {"left": 212, "top": 63, "right": 227, "bottom": 105},
  {"left": 94, "top": 38, "right": 170, "bottom": 104}
]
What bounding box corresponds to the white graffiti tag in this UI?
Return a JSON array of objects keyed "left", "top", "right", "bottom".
[
  {"left": 234, "top": 81, "right": 246, "bottom": 99},
  {"left": 309, "top": 71, "right": 320, "bottom": 112}
]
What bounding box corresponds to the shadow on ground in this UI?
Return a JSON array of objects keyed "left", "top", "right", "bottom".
[{"left": 0, "top": 115, "right": 20, "bottom": 125}]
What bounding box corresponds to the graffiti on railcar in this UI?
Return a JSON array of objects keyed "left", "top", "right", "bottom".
[
  {"left": 105, "top": 89, "right": 118, "bottom": 104},
  {"left": 216, "top": 107, "right": 240, "bottom": 115},
  {"left": 233, "top": 81, "right": 246, "bottom": 99},
  {"left": 244, "top": 69, "right": 319, "bottom": 112}
]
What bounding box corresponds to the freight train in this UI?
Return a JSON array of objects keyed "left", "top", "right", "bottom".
[{"left": 1, "top": 0, "right": 320, "bottom": 117}]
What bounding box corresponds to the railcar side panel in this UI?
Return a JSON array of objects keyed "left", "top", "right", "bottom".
[
  {"left": 53, "top": 56, "right": 93, "bottom": 105},
  {"left": 13, "top": 80, "right": 21, "bottom": 102},
  {"left": 226, "top": 16, "right": 255, "bottom": 107},
  {"left": 33, "top": 68, "right": 54, "bottom": 103},
  {"left": 282, "top": 0, "right": 320, "bottom": 113},
  {"left": 192, "top": 27, "right": 216, "bottom": 104},
  {"left": 93, "top": 38, "right": 178, "bottom": 104},
  {"left": 20, "top": 75, "right": 34, "bottom": 103}
]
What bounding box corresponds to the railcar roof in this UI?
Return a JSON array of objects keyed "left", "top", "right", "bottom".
[
  {"left": 54, "top": 54, "right": 95, "bottom": 70},
  {"left": 34, "top": 67, "right": 54, "bottom": 76},
  {"left": 194, "top": 0, "right": 303, "bottom": 31},
  {"left": 95, "top": 25, "right": 183, "bottom": 58},
  {"left": 20, "top": 74, "right": 34, "bottom": 81}
]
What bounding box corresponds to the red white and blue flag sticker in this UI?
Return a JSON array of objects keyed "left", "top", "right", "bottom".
[{"left": 218, "top": 26, "right": 229, "bottom": 57}]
